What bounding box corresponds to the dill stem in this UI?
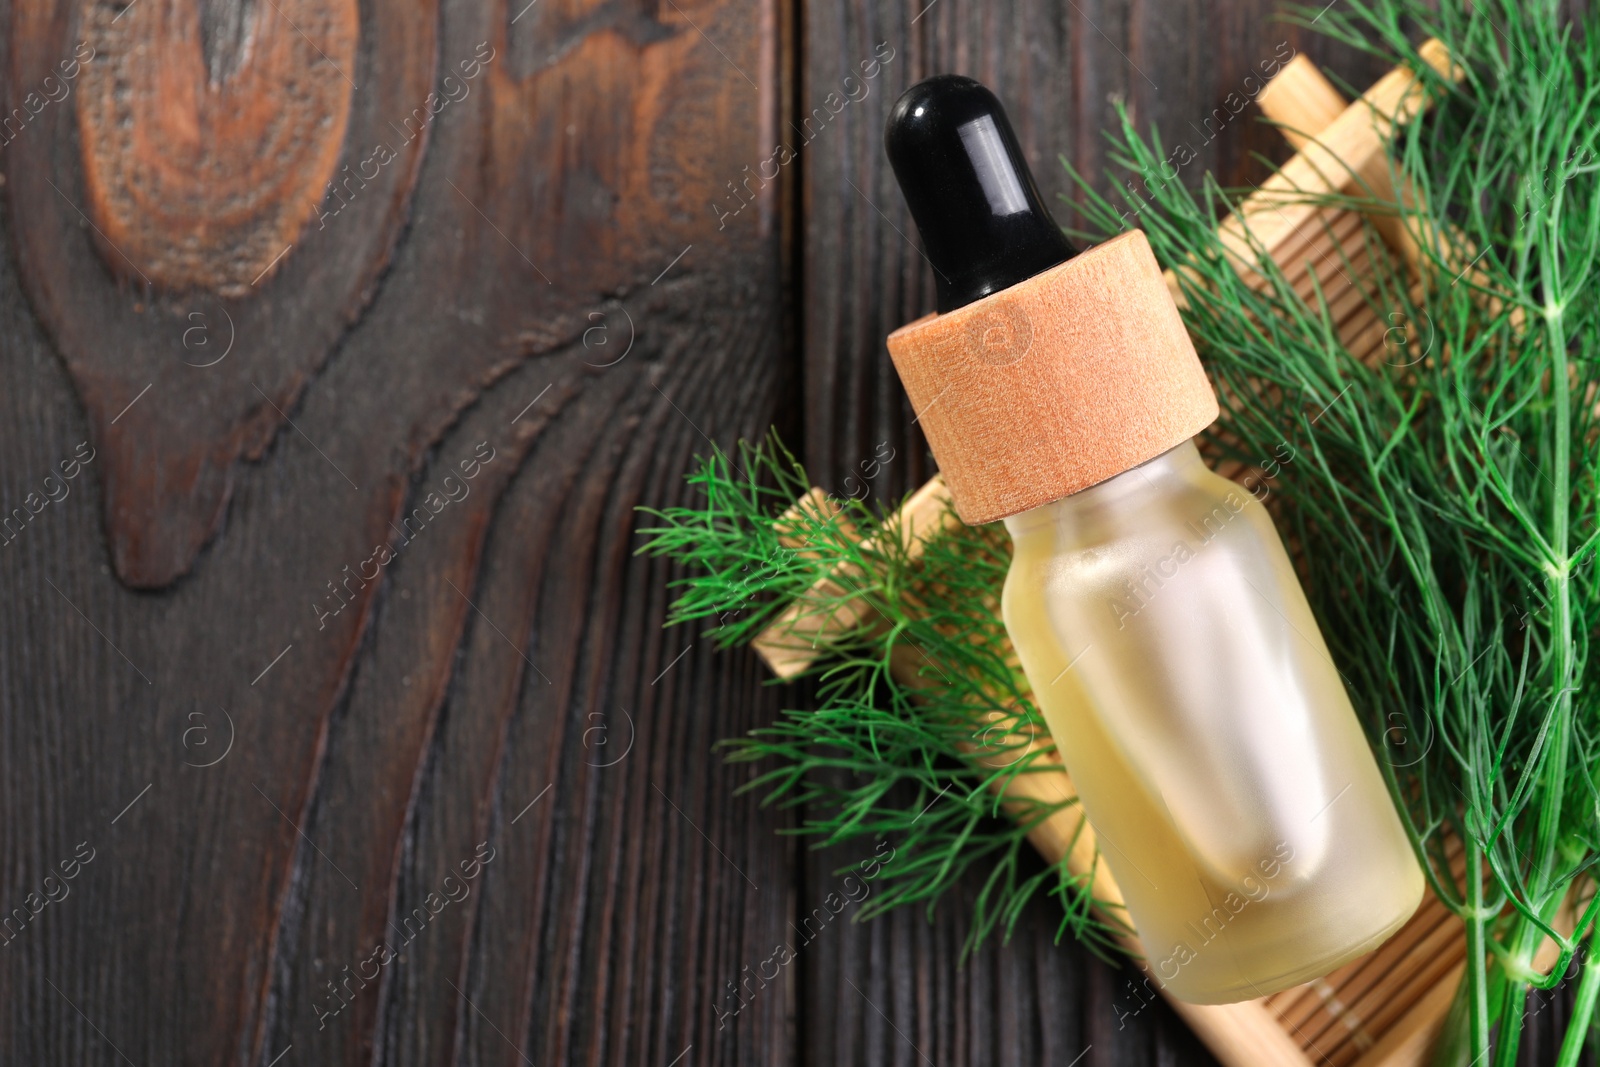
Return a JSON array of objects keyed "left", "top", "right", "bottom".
[
  {"left": 1555, "top": 928, "right": 1600, "bottom": 1067},
  {"left": 1536, "top": 198, "right": 1574, "bottom": 905},
  {"left": 1466, "top": 836, "right": 1492, "bottom": 1062},
  {"left": 1489, "top": 186, "right": 1576, "bottom": 1067},
  {"left": 1529, "top": 198, "right": 1577, "bottom": 1003},
  {"left": 1490, "top": 962, "right": 1527, "bottom": 1067}
]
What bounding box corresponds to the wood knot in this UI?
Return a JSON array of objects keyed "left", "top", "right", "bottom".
[{"left": 77, "top": 0, "right": 358, "bottom": 295}]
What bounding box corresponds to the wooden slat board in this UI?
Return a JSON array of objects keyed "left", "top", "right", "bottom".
[{"left": 0, "top": 2, "right": 1586, "bottom": 1065}]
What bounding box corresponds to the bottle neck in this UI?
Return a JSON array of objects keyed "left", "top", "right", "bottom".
[{"left": 1002, "top": 440, "right": 1205, "bottom": 540}]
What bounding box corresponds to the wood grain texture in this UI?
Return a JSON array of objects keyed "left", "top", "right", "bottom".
[
  {"left": 76, "top": 0, "right": 359, "bottom": 292},
  {"left": 1, "top": 0, "right": 789, "bottom": 1064},
  {"left": 0, "top": 1, "right": 1591, "bottom": 1065},
  {"left": 7, "top": 0, "right": 436, "bottom": 587}
]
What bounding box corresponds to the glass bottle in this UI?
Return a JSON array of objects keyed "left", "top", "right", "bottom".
[
  {"left": 883, "top": 74, "right": 1423, "bottom": 1003},
  {"left": 1003, "top": 440, "right": 1421, "bottom": 1002}
]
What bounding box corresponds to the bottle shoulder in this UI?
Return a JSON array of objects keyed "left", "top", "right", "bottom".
[{"left": 1007, "top": 468, "right": 1268, "bottom": 562}]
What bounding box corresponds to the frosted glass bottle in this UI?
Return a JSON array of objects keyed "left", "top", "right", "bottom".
[
  {"left": 1001, "top": 440, "right": 1423, "bottom": 1003},
  {"left": 882, "top": 74, "right": 1425, "bottom": 1003}
]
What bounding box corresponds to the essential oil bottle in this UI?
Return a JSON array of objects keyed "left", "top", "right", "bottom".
[{"left": 882, "top": 75, "right": 1423, "bottom": 1004}]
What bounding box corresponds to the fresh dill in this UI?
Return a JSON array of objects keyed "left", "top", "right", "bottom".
[{"left": 639, "top": 433, "right": 1124, "bottom": 957}]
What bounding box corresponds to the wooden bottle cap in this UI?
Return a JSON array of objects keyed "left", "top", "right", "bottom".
[{"left": 885, "top": 229, "right": 1218, "bottom": 525}]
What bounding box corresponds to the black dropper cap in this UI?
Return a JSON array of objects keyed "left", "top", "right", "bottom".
[{"left": 885, "top": 76, "right": 1076, "bottom": 313}]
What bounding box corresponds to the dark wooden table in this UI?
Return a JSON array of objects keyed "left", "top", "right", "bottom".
[{"left": 5, "top": 3, "right": 1522, "bottom": 1064}]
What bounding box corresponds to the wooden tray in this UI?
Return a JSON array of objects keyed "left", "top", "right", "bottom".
[{"left": 751, "top": 41, "right": 1476, "bottom": 1067}]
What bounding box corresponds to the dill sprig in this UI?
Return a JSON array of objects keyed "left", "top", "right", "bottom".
[{"left": 639, "top": 434, "right": 1125, "bottom": 958}]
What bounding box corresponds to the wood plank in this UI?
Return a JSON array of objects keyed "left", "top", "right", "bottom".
[{"left": 0, "top": 1, "right": 793, "bottom": 1064}]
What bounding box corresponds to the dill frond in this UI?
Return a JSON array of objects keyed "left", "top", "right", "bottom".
[{"left": 640, "top": 437, "right": 1125, "bottom": 958}]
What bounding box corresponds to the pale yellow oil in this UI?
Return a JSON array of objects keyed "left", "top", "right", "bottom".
[{"left": 1002, "top": 442, "right": 1423, "bottom": 1004}]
